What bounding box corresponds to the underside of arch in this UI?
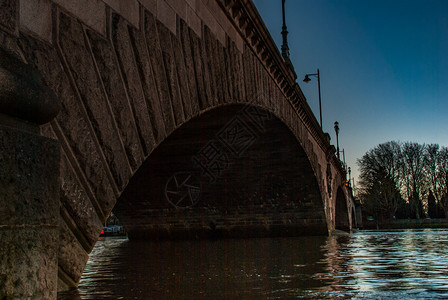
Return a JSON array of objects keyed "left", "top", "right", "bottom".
[{"left": 114, "top": 105, "right": 328, "bottom": 239}]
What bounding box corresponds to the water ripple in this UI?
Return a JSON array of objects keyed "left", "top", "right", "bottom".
[{"left": 58, "top": 229, "right": 448, "bottom": 299}]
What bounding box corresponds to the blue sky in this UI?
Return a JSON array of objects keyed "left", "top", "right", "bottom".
[{"left": 253, "top": 0, "right": 448, "bottom": 188}]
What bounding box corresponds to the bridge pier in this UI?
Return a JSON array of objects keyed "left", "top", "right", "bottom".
[{"left": 0, "top": 50, "right": 60, "bottom": 299}]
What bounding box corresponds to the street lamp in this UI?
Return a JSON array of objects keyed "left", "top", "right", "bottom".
[
  {"left": 303, "top": 69, "right": 322, "bottom": 128},
  {"left": 348, "top": 167, "right": 351, "bottom": 185},
  {"left": 334, "top": 121, "right": 340, "bottom": 160},
  {"left": 281, "top": 0, "right": 291, "bottom": 65}
]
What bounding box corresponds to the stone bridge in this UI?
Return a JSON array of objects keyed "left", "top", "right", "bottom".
[{"left": 0, "top": 0, "right": 356, "bottom": 298}]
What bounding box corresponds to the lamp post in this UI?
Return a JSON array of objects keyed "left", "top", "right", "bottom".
[
  {"left": 281, "top": 0, "right": 290, "bottom": 65},
  {"left": 334, "top": 121, "right": 340, "bottom": 160},
  {"left": 303, "top": 69, "right": 322, "bottom": 128},
  {"left": 348, "top": 167, "right": 351, "bottom": 185}
]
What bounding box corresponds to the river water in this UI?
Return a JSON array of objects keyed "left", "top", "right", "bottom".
[{"left": 58, "top": 229, "right": 448, "bottom": 299}]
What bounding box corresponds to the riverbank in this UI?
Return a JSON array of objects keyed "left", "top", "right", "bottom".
[{"left": 362, "top": 218, "right": 448, "bottom": 230}]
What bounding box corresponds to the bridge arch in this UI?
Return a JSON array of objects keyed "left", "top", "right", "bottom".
[
  {"left": 114, "top": 104, "right": 328, "bottom": 239},
  {"left": 0, "top": 0, "right": 354, "bottom": 294}
]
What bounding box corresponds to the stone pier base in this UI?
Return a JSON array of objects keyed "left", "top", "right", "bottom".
[{"left": 0, "top": 124, "right": 60, "bottom": 299}]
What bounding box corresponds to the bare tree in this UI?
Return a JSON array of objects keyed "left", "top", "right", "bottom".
[
  {"left": 436, "top": 147, "right": 448, "bottom": 218},
  {"left": 400, "top": 142, "right": 426, "bottom": 219},
  {"left": 425, "top": 144, "right": 440, "bottom": 203},
  {"left": 357, "top": 141, "right": 403, "bottom": 220}
]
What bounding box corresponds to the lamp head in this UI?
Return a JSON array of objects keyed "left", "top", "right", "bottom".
[
  {"left": 334, "top": 121, "right": 339, "bottom": 134},
  {"left": 303, "top": 75, "right": 311, "bottom": 83}
]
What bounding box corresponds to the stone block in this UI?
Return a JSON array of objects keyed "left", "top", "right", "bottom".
[
  {"left": 186, "top": 5, "right": 201, "bottom": 37},
  {"left": 60, "top": 154, "right": 103, "bottom": 247},
  {"left": 0, "top": 227, "right": 59, "bottom": 299},
  {"left": 170, "top": 20, "right": 193, "bottom": 119},
  {"left": 226, "top": 24, "right": 244, "bottom": 53},
  {"left": 19, "top": 0, "right": 52, "bottom": 42},
  {"left": 104, "top": 0, "right": 140, "bottom": 28},
  {"left": 156, "top": 21, "right": 185, "bottom": 125},
  {"left": 184, "top": 0, "right": 196, "bottom": 10},
  {"left": 157, "top": 0, "right": 176, "bottom": 34},
  {"left": 206, "top": 0, "right": 227, "bottom": 29},
  {"left": 0, "top": 125, "right": 60, "bottom": 299},
  {"left": 52, "top": 0, "right": 106, "bottom": 35},
  {"left": 57, "top": 219, "right": 89, "bottom": 286},
  {"left": 144, "top": 11, "right": 175, "bottom": 134},
  {"left": 0, "top": 126, "right": 60, "bottom": 226},
  {"left": 196, "top": 2, "right": 226, "bottom": 46},
  {"left": 139, "top": 0, "right": 156, "bottom": 16},
  {"left": 165, "top": 0, "right": 187, "bottom": 22},
  {"left": 178, "top": 19, "right": 200, "bottom": 115}
]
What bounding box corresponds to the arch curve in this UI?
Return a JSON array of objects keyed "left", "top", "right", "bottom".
[{"left": 114, "top": 104, "right": 328, "bottom": 239}]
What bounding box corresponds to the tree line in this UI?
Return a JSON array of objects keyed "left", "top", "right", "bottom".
[{"left": 357, "top": 141, "right": 448, "bottom": 222}]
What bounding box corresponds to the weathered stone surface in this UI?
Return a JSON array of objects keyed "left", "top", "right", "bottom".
[
  {"left": 0, "top": 126, "right": 60, "bottom": 226},
  {"left": 164, "top": 0, "right": 187, "bottom": 22},
  {"left": 127, "top": 23, "right": 167, "bottom": 145},
  {"left": 199, "top": 25, "right": 213, "bottom": 107},
  {"left": 60, "top": 154, "right": 103, "bottom": 247},
  {"left": 111, "top": 14, "right": 159, "bottom": 151},
  {"left": 228, "top": 40, "right": 240, "bottom": 102},
  {"left": 217, "top": 40, "right": 230, "bottom": 103},
  {"left": 139, "top": 0, "right": 156, "bottom": 16},
  {"left": 179, "top": 18, "right": 200, "bottom": 115},
  {"left": 157, "top": 0, "right": 176, "bottom": 34},
  {"left": 0, "top": 125, "right": 59, "bottom": 299},
  {"left": 209, "top": 30, "right": 224, "bottom": 105},
  {"left": 188, "top": 26, "right": 208, "bottom": 109},
  {"left": 156, "top": 20, "right": 185, "bottom": 125},
  {"left": 144, "top": 11, "right": 175, "bottom": 134},
  {"left": 243, "top": 45, "right": 255, "bottom": 103},
  {"left": 171, "top": 18, "right": 193, "bottom": 120},
  {"left": 86, "top": 28, "right": 144, "bottom": 171},
  {"left": 57, "top": 12, "right": 131, "bottom": 190},
  {"left": 0, "top": 0, "right": 16, "bottom": 33},
  {"left": 202, "top": 26, "right": 218, "bottom": 106},
  {"left": 234, "top": 42, "right": 246, "bottom": 102},
  {"left": 57, "top": 218, "right": 89, "bottom": 286},
  {"left": 0, "top": 227, "right": 58, "bottom": 299},
  {"left": 17, "top": 33, "right": 116, "bottom": 219},
  {"left": 19, "top": 0, "right": 52, "bottom": 42},
  {"left": 186, "top": 4, "right": 201, "bottom": 38},
  {"left": 52, "top": 0, "right": 106, "bottom": 35},
  {"left": 223, "top": 38, "right": 234, "bottom": 102},
  {"left": 104, "top": 0, "right": 140, "bottom": 28}
]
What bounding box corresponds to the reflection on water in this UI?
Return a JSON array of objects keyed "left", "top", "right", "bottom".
[{"left": 59, "top": 229, "right": 448, "bottom": 299}]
